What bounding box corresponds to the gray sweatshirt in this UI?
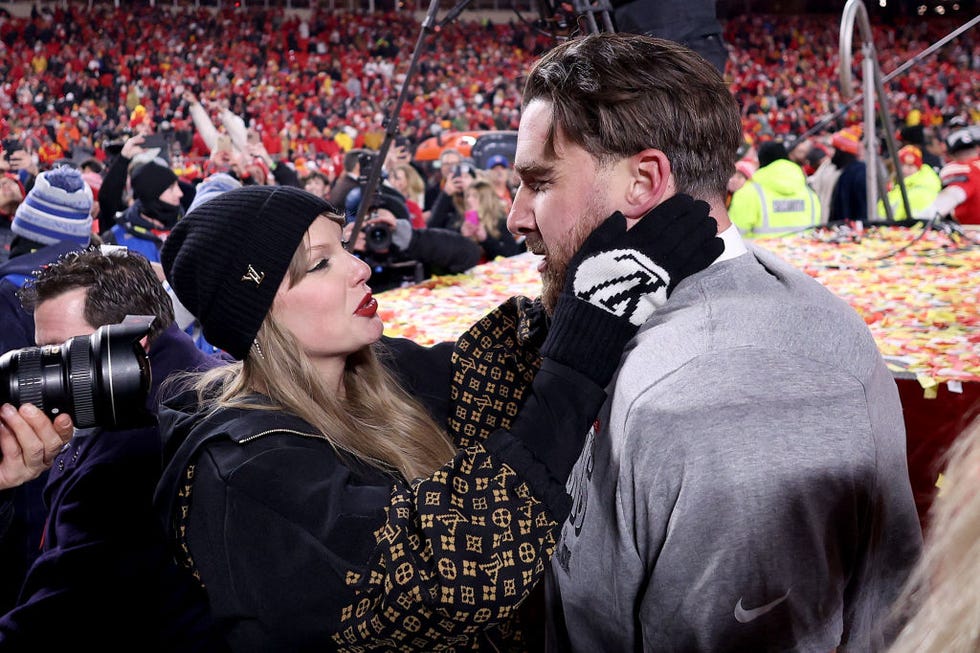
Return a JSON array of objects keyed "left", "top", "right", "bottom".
[{"left": 547, "top": 232, "right": 921, "bottom": 652}]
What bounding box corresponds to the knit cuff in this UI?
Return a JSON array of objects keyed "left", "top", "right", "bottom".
[
  {"left": 541, "top": 294, "right": 637, "bottom": 387},
  {"left": 391, "top": 219, "right": 413, "bottom": 250}
]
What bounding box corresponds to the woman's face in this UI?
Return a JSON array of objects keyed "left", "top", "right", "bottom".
[
  {"left": 465, "top": 187, "right": 479, "bottom": 211},
  {"left": 272, "top": 217, "right": 382, "bottom": 378},
  {"left": 390, "top": 168, "right": 407, "bottom": 193}
]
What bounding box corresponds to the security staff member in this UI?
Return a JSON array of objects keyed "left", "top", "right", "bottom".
[{"left": 729, "top": 141, "right": 820, "bottom": 238}]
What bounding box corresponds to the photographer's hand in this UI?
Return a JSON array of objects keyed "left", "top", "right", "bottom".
[{"left": 0, "top": 403, "right": 74, "bottom": 490}]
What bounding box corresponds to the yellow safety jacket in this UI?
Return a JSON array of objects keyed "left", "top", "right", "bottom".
[{"left": 730, "top": 159, "right": 821, "bottom": 238}]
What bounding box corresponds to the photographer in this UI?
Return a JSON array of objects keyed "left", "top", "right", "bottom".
[
  {"left": 0, "top": 139, "right": 39, "bottom": 194},
  {"left": 0, "top": 246, "right": 225, "bottom": 648},
  {"left": 345, "top": 187, "right": 481, "bottom": 292}
]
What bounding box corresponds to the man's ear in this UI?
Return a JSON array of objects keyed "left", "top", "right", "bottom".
[
  {"left": 624, "top": 148, "right": 676, "bottom": 219},
  {"left": 139, "top": 335, "right": 151, "bottom": 353}
]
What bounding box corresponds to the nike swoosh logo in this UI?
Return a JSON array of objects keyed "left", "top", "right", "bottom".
[{"left": 733, "top": 590, "right": 791, "bottom": 623}]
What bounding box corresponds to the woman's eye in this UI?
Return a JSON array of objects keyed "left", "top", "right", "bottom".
[{"left": 307, "top": 258, "right": 329, "bottom": 273}]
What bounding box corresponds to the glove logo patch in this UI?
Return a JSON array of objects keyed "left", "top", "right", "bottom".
[{"left": 572, "top": 249, "right": 669, "bottom": 326}]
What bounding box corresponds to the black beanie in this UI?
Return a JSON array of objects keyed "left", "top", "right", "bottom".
[
  {"left": 757, "top": 141, "right": 790, "bottom": 169},
  {"left": 161, "top": 185, "right": 335, "bottom": 360},
  {"left": 131, "top": 159, "right": 178, "bottom": 203}
]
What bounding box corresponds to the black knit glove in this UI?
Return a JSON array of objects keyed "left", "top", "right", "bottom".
[{"left": 541, "top": 193, "right": 723, "bottom": 386}]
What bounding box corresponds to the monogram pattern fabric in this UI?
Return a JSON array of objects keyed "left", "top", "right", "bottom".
[{"left": 332, "top": 296, "right": 556, "bottom": 651}]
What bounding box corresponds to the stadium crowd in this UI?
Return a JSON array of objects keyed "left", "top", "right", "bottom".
[{"left": 0, "top": 4, "right": 977, "bottom": 179}]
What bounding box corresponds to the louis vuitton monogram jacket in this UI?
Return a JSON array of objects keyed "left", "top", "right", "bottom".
[{"left": 154, "top": 298, "right": 607, "bottom": 652}]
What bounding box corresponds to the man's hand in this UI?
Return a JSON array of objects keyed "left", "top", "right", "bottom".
[
  {"left": 6, "top": 149, "right": 37, "bottom": 177},
  {"left": 0, "top": 403, "right": 74, "bottom": 490},
  {"left": 344, "top": 208, "right": 397, "bottom": 252}
]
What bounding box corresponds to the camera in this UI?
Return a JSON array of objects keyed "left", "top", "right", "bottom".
[
  {"left": 363, "top": 214, "right": 392, "bottom": 254},
  {"left": 0, "top": 321, "right": 153, "bottom": 430}
]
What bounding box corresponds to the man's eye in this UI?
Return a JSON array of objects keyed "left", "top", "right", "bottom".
[
  {"left": 522, "top": 180, "right": 548, "bottom": 193},
  {"left": 307, "top": 258, "right": 329, "bottom": 273}
]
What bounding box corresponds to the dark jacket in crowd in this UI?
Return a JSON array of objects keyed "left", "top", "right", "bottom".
[
  {"left": 154, "top": 299, "right": 603, "bottom": 650},
  {"left": 0, "top": 325, "right": 228, "bottom": 650},
  {"left": 0, "top": 239, "right": 87, "bottom": 613}
]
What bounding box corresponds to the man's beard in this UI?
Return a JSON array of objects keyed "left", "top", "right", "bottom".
[{"left": 531, "top": 190, "right": 609, "bottom": 315}]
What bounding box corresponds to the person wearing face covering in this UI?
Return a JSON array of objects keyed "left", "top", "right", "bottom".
[{"left": 101, "top": 158, "right": 184, "bottom": 263}]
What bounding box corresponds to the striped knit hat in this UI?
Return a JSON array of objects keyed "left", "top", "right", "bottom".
[
  {"left": 12, "top": 166, "right": 93, "bottom": 246},
  {"left": 162, "top": 185, "right": 335, "bottom": 360}
]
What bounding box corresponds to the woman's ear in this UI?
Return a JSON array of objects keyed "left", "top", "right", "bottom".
[{"left": 624, "top": 149, "right": 675, "bottom": 219}]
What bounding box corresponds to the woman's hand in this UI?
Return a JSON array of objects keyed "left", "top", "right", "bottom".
[{"left": 0, "top": 403, "right": 74, "bottom": 490}]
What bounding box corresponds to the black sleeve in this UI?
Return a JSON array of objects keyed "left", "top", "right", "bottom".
[
  {"left": 399, "top": 227, "right": 481, "bottom": 274},
  {"left": 272, "top": 161, "right": 302, "bottom": 188},
  {"left": 479, "top": 217, "right": 525, "bottom": 260},
  {"left": 425, "top": 191, "right": 459, "bottom": 230},
  {"left": 95, "top": 154, "right": 131, "bottom": 226},
  {"left": 0, "top": 279, "right": 34, "bottom": 354},
  {"left": 0, "top": 490, "right": 12, "bottom": 542}
]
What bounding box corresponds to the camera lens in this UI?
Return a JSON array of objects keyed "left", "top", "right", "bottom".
[
  {"left": 364, "top": 224, "right": 392, "bottom": 253},
  {"left": 0, "top": 322, "right": 152, "bottom": 429}
]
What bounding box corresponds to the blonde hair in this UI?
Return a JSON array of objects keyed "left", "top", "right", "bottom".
[
  {"left": 887, "top": 416, "right": 980, "bottom": 653},
  {"left": 393, "top": 164, "right": 425, "bottom": 205},
  {"left": 466, "top": 179, "right": 506, "bottom": 239},
  {"left": 184, "top": 220, "right": 456, "bottom": 481}
]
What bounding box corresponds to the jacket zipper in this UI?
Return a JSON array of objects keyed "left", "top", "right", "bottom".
[{"left": 238, "top": 428, "right": 324, "bottom": 444}]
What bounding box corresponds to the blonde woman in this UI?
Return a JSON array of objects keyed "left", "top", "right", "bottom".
[
  {"left": 388, "top": 163, "right": 426, "bottom": 228},
  {"left": 461, "top": 179, "right": 524, "bottom": 262},
  {"left": 155, "top": 185, "right": 722, "bottom": 650},
  {"left": 887, "top": 415, "right": 980, "bottom": 653}
]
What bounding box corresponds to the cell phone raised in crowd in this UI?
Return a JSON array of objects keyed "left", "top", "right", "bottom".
[{"left": 141, "top": 133, "right": 169, "bottom": 151}]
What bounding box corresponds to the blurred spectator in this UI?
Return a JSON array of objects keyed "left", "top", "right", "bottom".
[
  {"left": 878, "top": 145, "right": 942, "bottom": 221},
  {"left": 0, "top": 141, "right": 39, "bottom": 194},
  {"left": 460, "top": 179, "right": 523, "bottom": 262},
  {"left": 344, "top": 199, "right": 481, "bottom": 292},
  {"left": 0, "top": 175, "right": 26, "bottom": 263},
  {"left": 484, "top": 153, "right": 514, "bottom": 212},
  {"left": 828, "top": 125, "right": 867, "bottom": 223},
  {"left": 302, "top": 170, "right": 331, "bottom": 199},
  {"left": 0, "top": 166, "right": 95, "bottom": 611},
  {"left": 427, "top": 159, "right": 476, "bottom": 232},
  {"left": 729, "top": 140, "right": 820, "bottom": 237},
  {"left": 423, "top": 148, "right": 463, "bottom": 211},
  {"left": 387, "top": 163, "right": 426, "bottom": 228},
  {"left": 101, "top": 159, "right": 183, "bottom": 263},
  {"left": 915, "top": 127, "right": 980, "bottom": 225},
  {"left": 327, "top": 148, "right": 370, "bottom": 208},
  {"left": 726, "top": 158, "right": 756, "bottom": 208}
]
